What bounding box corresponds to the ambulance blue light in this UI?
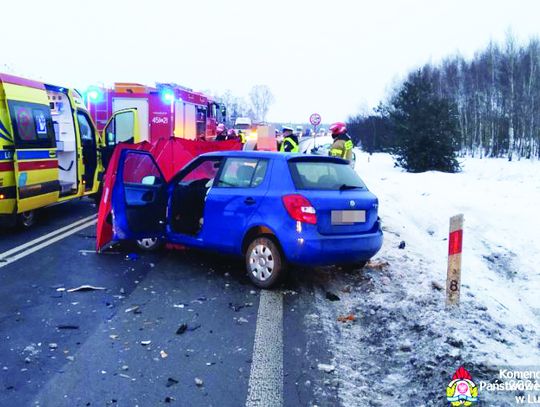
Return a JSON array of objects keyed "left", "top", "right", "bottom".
[{"left": 86, "top": 86, "right": 103, "bottom": 103}]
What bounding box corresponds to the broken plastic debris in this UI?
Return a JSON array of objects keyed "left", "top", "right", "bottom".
[
  {"left": 325, "top": 292, "right": 340, "bottom": 301},
  {"left": 166, "top": 377, "right": 179, "bottom": 387},
  {"left": 337, "top": 314, "right": 356, "bottom": 323},
  {"left": 237, "top": 317, "right": 249, "bottom": 324},
  {"left": 173, "top": 304, "right": 185, "bottom": 309},
  {"left": 195, "top": 377, "right": 204, "bottom": 387},
  {"left": 160, "top": 350, "right": 168, "bottom": 359},
  {"left": 109, "top": 334, "right": 119, "bottom": 340},
  {"left": 48, "top": 343, "right": 58, "bottom": 349},
  {"left": 176, "top": 324, "right": 187, "bottom": 335},
  {"left": 67, "top": 285, "right": 106, "bottom": 293},
  {"left": 57, "top": 324, "right": 79, "bottom": 330},
  {"left": 398, "top": 240, "right": 406, "bottom": 249},
  {"left": 125, "top": 253, "right": 139, "bottom": 261},
  {"left": 317, "top": 363, "right": 335, "bottom": 373},
  {"left": 125, "top": 305, "right": 140, "bottom": 313},
  {"left": 140, "top": 340, "right": 151, "bottom": 346}
]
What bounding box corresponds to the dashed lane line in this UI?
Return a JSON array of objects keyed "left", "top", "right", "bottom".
[{"left": 246, "top": 290, "right": 284, "bottom": 407}]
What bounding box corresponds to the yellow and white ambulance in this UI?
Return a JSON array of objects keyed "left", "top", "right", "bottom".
[{"left": 0, "top": 73, "right": 103, "bottom": 228}]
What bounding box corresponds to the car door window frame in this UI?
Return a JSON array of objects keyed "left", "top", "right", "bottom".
[{"left": 214, "top": 157, "right": 269, "bottom": 189}]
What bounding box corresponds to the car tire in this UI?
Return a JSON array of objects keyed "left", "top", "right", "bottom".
[
  {"left": 135, "top": 237, "right": 162, "bottom": 251},
  {"left": 341, "top": 261, "right": 368, "bottom": 272},
  {"left": 18, "top": 210, "right": 36, "bottom": 228},
  {"left": 245, "top": 236, "right": 285, "bottom": 288}
]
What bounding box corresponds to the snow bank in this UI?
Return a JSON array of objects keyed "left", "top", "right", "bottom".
[{"left": 312, "top": 152, "right": 540, "bottom": 406}]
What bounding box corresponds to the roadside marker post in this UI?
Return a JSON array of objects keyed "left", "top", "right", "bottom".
[{"left": 446, "top": 214, "right": 464, "bottom": 307}]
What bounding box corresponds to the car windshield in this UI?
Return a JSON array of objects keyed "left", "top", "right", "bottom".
[{"left": 289, "top": 160, "right": 366, "bottom": 190}]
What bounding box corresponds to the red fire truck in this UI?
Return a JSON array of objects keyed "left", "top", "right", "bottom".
[{"left": 86, "top": 82, "right": 226, "bottom": 143}]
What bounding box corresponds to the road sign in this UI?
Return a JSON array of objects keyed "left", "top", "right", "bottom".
[{"left": 309, "top": 113, "right": 321, "bottom": 126}]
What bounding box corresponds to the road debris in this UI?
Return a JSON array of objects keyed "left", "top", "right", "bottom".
[
  {"left": 67, "top": 285, "right": 106, "bottom": 293},
  {"left": 160, "top": 350, "right": 168, "bottom": 359},
  {"left": 173, "top": 304, "right": 185, "bottom": 308},
  {"left": 176, "top": 324, "right": 187, "bottom": 335},
  {"left": 124, "top": 305, "right": 140, "bottom": 313},
  {"left": 56, "top": 324, "right": 79, "bottom": 330},
  {"left": 140, "top": 340, "right": 151, "bottom": 346},
  {"left": 228, "top": 302, "right": 253, "bottom": 312},
  {"left": 166, "top": 377, "right": 179, "bottom": 387},
  {"left": 317, "top": 363, "right": 335, "bottom": 373},
  {"left": 237, "top": 317, "right": 249, "bottom": 324},
  {"left": 337, "top": 314, "right": 356, "bottom": 323},
  {"left": 325, "top": 291, "right": 340, "bottom": 301},
  {"left": 109, "top": 334, "right": 119, "bottom": 340},
  {"left": 48, "top": 343, "right": 58, "bottom": 350},
  {"left": 431, "top": 280, "right": 444, "bottom": 291},
  {"left": 398, "top": 240, "right": 406, "bottom": 249},
  {"left": 195, "top": 377, "right": 204, "bottom": 387},
  {"left": 366, "top": 260, "right": 390, "bottom": 270}
]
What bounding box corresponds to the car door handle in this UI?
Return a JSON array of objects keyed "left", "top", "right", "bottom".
[{"left": 244, "top": 197, "right": 256, "bottom": 205}]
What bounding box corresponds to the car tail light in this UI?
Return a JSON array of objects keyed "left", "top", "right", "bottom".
[{"left": 282, "top": 194, "right": 317, "bottom": 224}]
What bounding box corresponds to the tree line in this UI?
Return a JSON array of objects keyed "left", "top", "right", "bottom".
[{"left": 349, "top": 33, "right": 540, "bottom": 166}]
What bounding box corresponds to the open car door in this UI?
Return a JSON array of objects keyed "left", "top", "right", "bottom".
[
  {"left": 101, "top": 108, "right": 140, "bottom": 169},
  {"left": 96, "top": 148, "right": 166, "bottom": 251}
]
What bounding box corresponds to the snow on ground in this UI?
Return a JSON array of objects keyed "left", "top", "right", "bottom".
[{"left": 310, "top": 152, "right": 540, "bottom": 406}]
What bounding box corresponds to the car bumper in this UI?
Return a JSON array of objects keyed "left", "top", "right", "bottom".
[{"left": 281, "top": 226, "right": 384, "bottom": 267}]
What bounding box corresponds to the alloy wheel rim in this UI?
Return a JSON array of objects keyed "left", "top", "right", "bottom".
[{"left": 249, "top": 244, "right": 274, "bottom": 282}]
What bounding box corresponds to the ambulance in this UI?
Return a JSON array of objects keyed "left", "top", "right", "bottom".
[
  {"left": 86, "top": 82, "right": 227, "bottom": 166},
  {"left": 0, "top": 73, "right": 102, "bottom": 228}
]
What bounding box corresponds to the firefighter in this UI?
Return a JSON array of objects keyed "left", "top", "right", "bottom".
[
  {"left": 215, "top": 123, "right": 227, "bottom": 140},
  {"left": 227, "top": 129, "right": 238, "bottom": 140},
  {"left": 279, "top": 126, "right": 299, "bottom": 153},
  {"left": 329, "top": 122, "right": 353, "bottom": 162}
]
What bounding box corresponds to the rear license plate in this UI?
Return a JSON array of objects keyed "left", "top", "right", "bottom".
[{"left": 331, "top": 210, "right": 366, "bottom": 225}]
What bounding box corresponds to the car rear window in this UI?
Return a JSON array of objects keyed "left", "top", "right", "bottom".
[{"left": 289, "top": 160, "right": 366, "bottom": 190}]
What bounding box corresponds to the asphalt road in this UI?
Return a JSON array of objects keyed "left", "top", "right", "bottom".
[{"left": 0, "top": 200, "right": 340, "bottom": 407}]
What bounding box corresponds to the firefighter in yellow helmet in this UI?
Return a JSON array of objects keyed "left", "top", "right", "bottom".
[
  {"left": 279, "top": 126, "right": 299, "bottom": 153},
  {"left": 329, "top": 122, "right": 353, "bottom": 162}
]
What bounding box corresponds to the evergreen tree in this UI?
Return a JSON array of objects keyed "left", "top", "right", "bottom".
[{"left": 388, "top": 69, "right": 461, "bottom": 173}]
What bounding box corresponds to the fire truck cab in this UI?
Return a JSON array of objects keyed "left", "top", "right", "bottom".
[
  {"left": 87, "top": 83, "right": 227, "bottom": 166},
  {"left": 0, "top": 73, "right": 102, "bottom": 228}
]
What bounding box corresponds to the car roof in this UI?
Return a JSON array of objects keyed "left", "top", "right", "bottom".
[{"left": 200, "top": 150, "right": 347, "bottom": 164}]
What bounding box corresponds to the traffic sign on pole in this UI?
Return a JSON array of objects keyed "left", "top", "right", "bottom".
[{"left": 309, "top": 113, "right": 321, "bottom": 126}]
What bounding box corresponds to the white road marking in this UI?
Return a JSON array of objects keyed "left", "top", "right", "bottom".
[
  {"left": 0, "top": 214, "right": 96, "bottom": 260},
  {"left": 246, "top": 290, "right": 283, "bottom": 407},
  {"left": 0, "top": 217, "right": 97, "bottom": 268}
]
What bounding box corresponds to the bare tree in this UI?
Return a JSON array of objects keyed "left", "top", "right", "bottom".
[{"left": 249, "top": 85, "right": 275, "bottom": 123}]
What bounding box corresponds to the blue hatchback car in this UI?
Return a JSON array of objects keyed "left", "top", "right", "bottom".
[{"left": 107, "top": 149, "right": 383, "bottom": 287}]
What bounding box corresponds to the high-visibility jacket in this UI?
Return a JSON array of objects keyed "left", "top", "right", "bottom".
[
  {"left": 280, "top": 135, "right": 299, "bottom": 153},
  {"left": 329, "top": 134, "right": 353, "bottom": 161},
  {"left": 239, "top": 132, "right": 246, "bottom": 144}
]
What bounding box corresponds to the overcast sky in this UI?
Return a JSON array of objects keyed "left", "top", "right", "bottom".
[{"left": 2, "top": 0, "right": 540, "bottom": 123}]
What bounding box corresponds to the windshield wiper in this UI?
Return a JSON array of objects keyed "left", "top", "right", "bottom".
[{"left": 339, "top": 184, "right": 363, "bottom": 191}]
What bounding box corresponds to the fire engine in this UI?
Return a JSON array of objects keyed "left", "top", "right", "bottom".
[{"left": 86, "top": 82, "right": 226, "bottom": 144}]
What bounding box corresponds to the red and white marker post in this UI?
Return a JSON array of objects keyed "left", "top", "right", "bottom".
[{"left": 446, "top": 214, "right": 464, "bottom": 306}]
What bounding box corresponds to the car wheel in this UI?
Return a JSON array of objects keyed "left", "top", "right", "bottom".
[
  {"left": 136, "top": 237, "right": 162, "bottom": 251},
  {"left": 18, "top": 210, "right": 36, "bottom": 228},
  {"left": 245, "top": 236, "right": 284, "bottom": 288},
  {"left": 341, "top": 261, "right": 368, "bottom": 272}
]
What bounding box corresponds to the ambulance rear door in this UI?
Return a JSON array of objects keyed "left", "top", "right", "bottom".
[{"left": 8, "top": 100, "right": 59, "bottom": 212}]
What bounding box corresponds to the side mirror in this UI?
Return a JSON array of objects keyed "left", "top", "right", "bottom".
[{"left": 141, "top": 175, "right": 158, "bottom": 185}]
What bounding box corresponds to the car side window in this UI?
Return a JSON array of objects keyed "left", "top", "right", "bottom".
[
  {"left": 178, "top": 158, "right": 222, "bottom": 186},
  {"left": 123, "top": 152, "right": 162, "bottom": 185},
  {"left": 216, "top": 158, "right": 268, "bottom": 188}
]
